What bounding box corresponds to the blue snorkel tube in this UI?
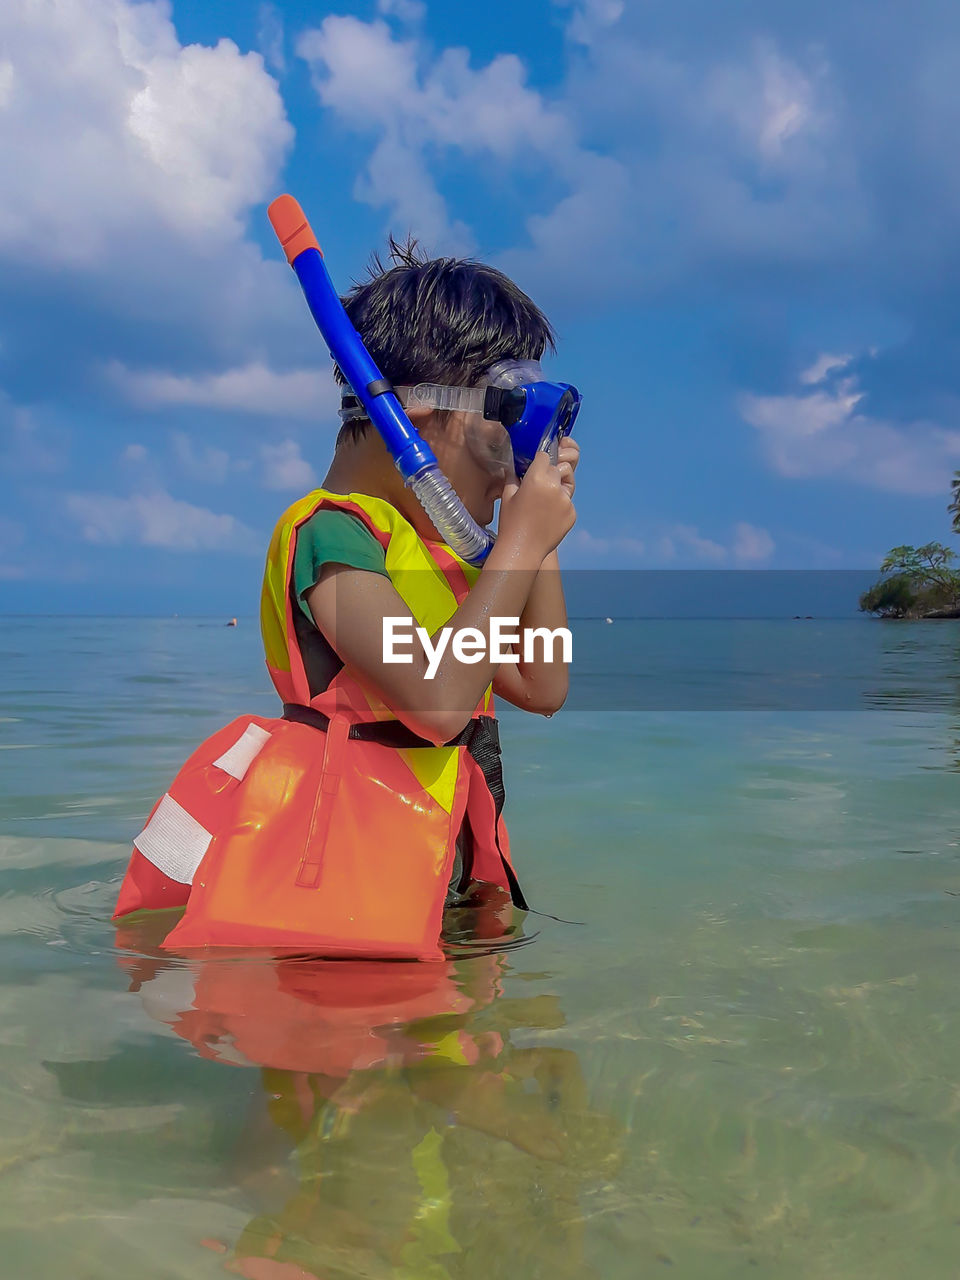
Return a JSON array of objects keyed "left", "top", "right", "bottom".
[{"left": 268, "top": 195, "right": 494, "bottom": 564}]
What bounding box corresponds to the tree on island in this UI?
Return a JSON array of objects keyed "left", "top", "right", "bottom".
[
  {"left": 860, "top": 473, "right": 960, "bottom": 618},
  {"left": 950, "top": 471, "right": 960, "bottom": 534}
]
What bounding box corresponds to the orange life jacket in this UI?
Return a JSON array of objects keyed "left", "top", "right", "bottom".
[{"left": 113, "top": 489, "right": 525, "bottom": 960}]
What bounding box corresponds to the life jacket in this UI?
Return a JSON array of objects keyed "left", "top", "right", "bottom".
[{"left": 112, "top": 489, "right": 525, "bottom": 961}]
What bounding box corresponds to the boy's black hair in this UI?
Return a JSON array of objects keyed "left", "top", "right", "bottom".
[{"left": 334, "top": 235, "right": 556, "bottom": 445}]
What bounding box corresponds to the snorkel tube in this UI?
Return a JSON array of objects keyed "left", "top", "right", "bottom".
[{"left": 268, "top": 195, "right": 494, "bottom": 565}]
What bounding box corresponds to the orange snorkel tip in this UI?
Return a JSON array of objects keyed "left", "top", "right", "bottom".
[{"left": 268, "top": 194, "right": 322, "bottom": 265}]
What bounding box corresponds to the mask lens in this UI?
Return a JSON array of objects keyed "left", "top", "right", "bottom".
[
  {"left": 498, "top": 387, "right": 526, "bottom": 428},
  {"left": 555, "top": 389, "right": 579, "bottom": 436}
]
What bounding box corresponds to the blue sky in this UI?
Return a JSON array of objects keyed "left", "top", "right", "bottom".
[{"left": 2, "top": 0, "right": 959, "bottom": 613}]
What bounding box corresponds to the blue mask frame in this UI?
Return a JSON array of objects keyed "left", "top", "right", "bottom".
[{"left": 483, "top": 381, "right": 581, "bottom": 477}]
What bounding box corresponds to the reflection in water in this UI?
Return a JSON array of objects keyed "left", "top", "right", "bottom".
[{"left": 109, "top": 908, "right": 621, "bottom": 1280}]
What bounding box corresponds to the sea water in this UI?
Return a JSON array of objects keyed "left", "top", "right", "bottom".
[{"left": 1, "top": 614, "right": 960, "bottom": 1277}]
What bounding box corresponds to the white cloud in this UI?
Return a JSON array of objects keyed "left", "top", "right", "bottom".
[
  {"left": 732, "top": 521, "right": 776, "bottom": 563},
  {"left": 553, "top": 0, "right": 624, "bottom": 47},
  {"left": 657, "top": 524, "right": 728, "bottom": 564},
  {"left": 800, "top": 353, "right": 852, "bottom": 385},
  {"left": 532, "top": 38, "right": 845, "bottom": 297},
  {"left": 376, "top": 0, "right": 426, "bottom": 22},
  {"left": 743, "top": 383, "right": 863, "bottom": 443},
  {"left": 300, "top": 18, "right": 566, "bottom": 153},
  {"left": 0, "top": 0, "right": 292, "bottom": 263},
  {"left": 117, "top": 439, "right": 171, "bottom": 494},
  {"left": 740, "top": 351, "right": 960, "bottom": 495},
  {"left": 570, "top": 528, "right": 646, "bottom": 558},
  {"left": 0, "top": 398, "right": 67, "bottom": 474},
  {"left": 359, "top": 135, "right": 470, "bottom": 249},
  {"left": 571, "top": 521, "right": 774, "bottom": 565},
  {"left": 0, "top": 0, "right": 313, "bottom": 431},
  {"left": 110, "top": 361, "right": 337, "bottom": 420},
  {"left": 170, "top": 432, "right": 235, "bottom": 484},
  {"left": 705, "top": 42, "right": 821, "bottom": 161},
  {"left": 257, "top": 3, "right": 286, "bottom": 74},
  {"left": 297, "top": 12, "right": 856, "bottom": 306},
  {"left": 260, "top": 440, "right": 318, "bottom": 491},
  {"left": 65, "top": 489, "right": 258, "bottom": 552},
  {"left": 120, "top": 429, "right": 311, "bottom": 490},
  {"left": 127, "top": 45, "right": 286, "bottom": 237},
  {"left": 296, "top": 17, "right": 572, "bottom": 246},
  {"left": 498, "top": 152, "right": 633, "bottom": 300}
]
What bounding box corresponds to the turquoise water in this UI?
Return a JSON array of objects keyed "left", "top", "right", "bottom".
[{"left": 2, "top": 616, "right": 960, "bottom": 1277}]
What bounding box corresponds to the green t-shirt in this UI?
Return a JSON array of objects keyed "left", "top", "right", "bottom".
[
  {"left": 290, "top": 509, "right": 388, "bottom": 699},
  {"left": 292, "top": 509, "right": 388, "bottom": 621}
]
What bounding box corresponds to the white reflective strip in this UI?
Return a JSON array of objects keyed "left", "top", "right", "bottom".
[
  {"left": 212, "top": 723, "right": 272, "bottom": 782},
  {"left": 133, "top": 793, "right": 213, "bottom": 885}
]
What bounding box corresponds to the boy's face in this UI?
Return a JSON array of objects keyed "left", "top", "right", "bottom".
[{"left": 418, "top": 409, "right": 514, "bottom": 527}]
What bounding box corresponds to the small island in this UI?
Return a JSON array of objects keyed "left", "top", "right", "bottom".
[{"left": 860, "top": 472, "right": 960, "bottom": 618}]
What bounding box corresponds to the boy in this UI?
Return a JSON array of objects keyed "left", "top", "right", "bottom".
[{"left": 114, "top": 238, "right": 578, "bottom": 959}]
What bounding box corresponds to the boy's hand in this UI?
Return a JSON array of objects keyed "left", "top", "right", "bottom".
[
  {"left": 557, "top": 436, "right": 579, "bottom": 499},
  {"left": 498, "top": 452, "right": 576, "bottom": 561}
]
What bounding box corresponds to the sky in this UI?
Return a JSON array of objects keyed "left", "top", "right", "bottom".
[{"left": 2, "top": 0, "right": 960, "bottom": 613}]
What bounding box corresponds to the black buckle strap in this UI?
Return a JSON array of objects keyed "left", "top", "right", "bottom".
[
  {"left": 283, "top": 702, "right": 421, "bottom": 747},
  {"left": 282, "top": 702, "right": 476, "bottom": 749}
]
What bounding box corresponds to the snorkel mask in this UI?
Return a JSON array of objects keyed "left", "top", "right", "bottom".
[
  {"left": 268, "top": 195, "right": 580, "bottom": 564},
  {"left": 342, "top": 359, "right": 581, "bottom": 480}
]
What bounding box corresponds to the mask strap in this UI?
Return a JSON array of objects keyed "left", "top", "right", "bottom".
[
  {"left": 395, "top": 383, "right": 487, "bottom": 415},
  {"left": 340, "top": 383, "right": 489, "bottom": 424}
]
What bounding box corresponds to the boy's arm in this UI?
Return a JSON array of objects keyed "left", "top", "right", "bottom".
[
  {"left": 305, "top": 454, "right": 575, "bottom": 744},
  {"left": 492, "top": 551, "right": 569, "bottom": 715},
  {"left": 493, "top": 436, "right": 578, "bottom": 715}
]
